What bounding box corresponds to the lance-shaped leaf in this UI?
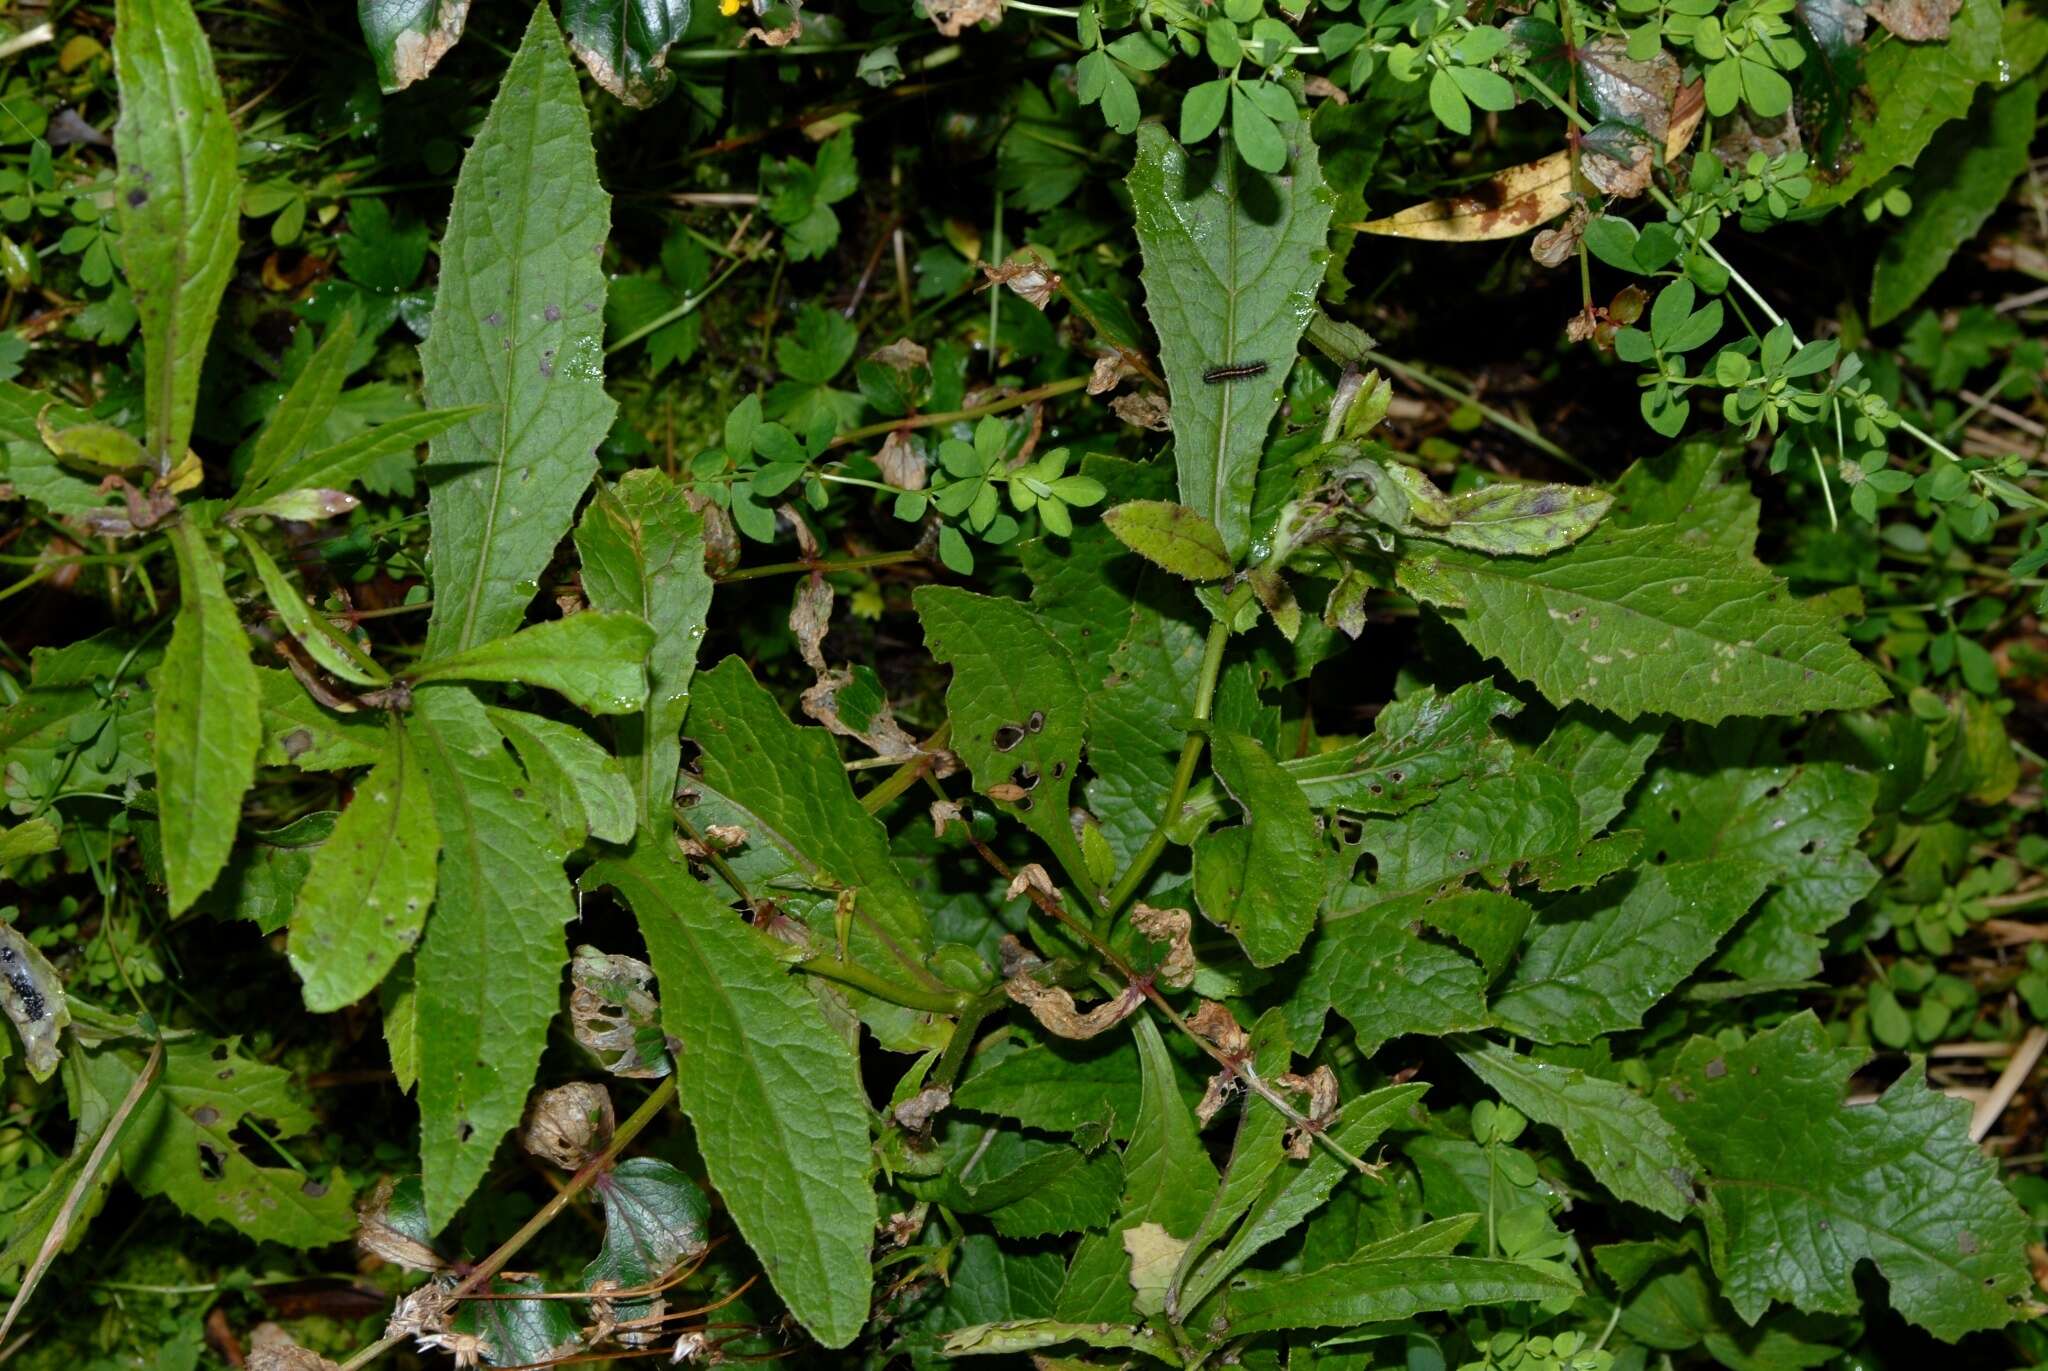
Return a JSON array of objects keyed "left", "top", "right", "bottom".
[
  {"left": 1102, "top": 501, "right": 1234, "bottom": 580},
  {"left": 1226, "top": 1253, "right": 1580, "bottom": 1332},
  {"left": 411, "top": 612, "right": 652, "bottom": 716},
  {"left": 917, "top": 587, "right": 1094, "bottom": 897},
  {"left": 114, "top": 0, "right": 238, "bottom": 471},
  {"left": 953, "top": 1035, "right": 1144, "bottom": 1140},
  {"left": 422, "top": 4, "right": 614, "bottom": 658},
  {"left": 155, "top": 522, "right": 261, "bottom": 915},
  {"left": 586, "top": 842, "right": 876, "bottom": 1349},
  {"left": 82, "top": 1037, "right": 355, "bottom": 1246},
  {"left": 359, "top": 0, "right": 470, "bottom": 93},
  {"left": 1055, "top": 1017, "right": 1218, "bottom": 1324},
  {"left": 287, "top": 721, "right": 439, "bottom": 1012},
  {"left": 233, "top": 530, "right": 388, "bottom": 687},
  {"left": 1461, "top": 1042, "right": 1704, "bottom": 1221},
  {"left": 486, "top": 707, "right": 636, "bottom": 846},
  {"left": 1398, "top": 477, "right": 1613, "bottom": 556},
  {"left": 408, "top": 688, "right": 574, "bottom": 1230},
  {"left": 1128, "top": 122, "right": 1332, "bottom": 560},
  {"left": 685, "top": 658, "right": 930, "bottom": 956},
  {"left": 1658, "top": 1012, "right": 2031, "bottom": 1339},
  {"left": 1397, "top": 525, "right": 1888, "bottom": 724},
  {"left": 239, "top": 315, "right": 356, "bottom": 501},
  {"left": 561, "top": 0, "right": 691, "bottom": 107},
  {"left": 1491, "top": 858, "right": 1775, "bottom": 1043},
  {"left": 1193, "top": 731, "right": 1321, "bottom": 967},
  {"left": 236, "top": 406, "right": 480, "bottom": 512},
  {"left": 573, "top": 471, "right": 714, "bottom": 834}
]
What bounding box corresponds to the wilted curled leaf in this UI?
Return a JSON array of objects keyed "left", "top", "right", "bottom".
[
  {"left": 384, "top": 1280, "right": 457, "bottom": 1340},
  {"left": 1866, "top": 0, "right": 1960, "bottom": 37},
  {"left": 1004, "top": 862, "right": 1060, "bottom": 905},
  {"left": 803, "top": 666, "right": 923, "bottom": 759},
  {"left": 1111, "top": 391, "right": 1172, "bottom": 431},
  {"left": 869, "top": 337, "right": 930, "bottom": 372},
  {"left": 1130, "top": 904, "right": 1197, "bottom": 989},
  {"left": 1277, "top": 1065, "right": 1339, "bottom": 1159},
  {"left": 876, "top": 430, "right": 927, "bottom": 490},
  {"left": 521, "top": 1082, "right": 615, "bottom": 1170},
  {"left": 1088, "top": 349, "right": 1147, "bottom": 395},
  {"left": 356, "top": 1176, "right": 449, "bottom": 1272},
  {"left": 929, "top": 799, "right": 965, "bottom": 836},
  {"left": 893, "top": 1085, "right": 951, "bottom": 1131},
  {"left": 248, "top": 1323, "right": 343, "bottom": 1371},
  {"left": 1187, "top": 999, "right": 1249, "bottom": 1056},
  {"left": 791, "top": 574, "right": 834, "bottom": 674},
  {"left": 1355, "top": 82, "right": 1703, "bottom": 241},
  {"left": 925, "top": 0, "right": 1002, "bottom": 37},
  {"left": 981, "top": 252, "right": 1060, "bottom": 310},
  {"left": 0, "top": 920, "right": 69, "bottom": 1082},
  {"left": 1531, "top": 205, "right": 1587, "bottom": 267},
  {"left": 1004, "top": 973, "right": 1142, "bottom": 1039},
  {"left": 570, "top": 947, "right": 670, "bottom": 1079},
  {"left": 1195, "top": 1069, "right": 1241, "bottom": 1126}
]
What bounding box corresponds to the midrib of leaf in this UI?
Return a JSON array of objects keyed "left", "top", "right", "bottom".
[
  {"left": 1210, "top": 175, "right": 1243, "bottom": 528},
  {"left": 453, "top": 76, "right": 543, "bottom": 657}
]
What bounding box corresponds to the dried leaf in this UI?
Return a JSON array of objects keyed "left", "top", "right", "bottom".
[
  {"left": 876, "top": 431, "right": 927, "bottom": 490},
  {"left": 1004, "top": 975, "right": 1142, "bottom": 1039},
  {"left": 803, "top": 667, "right": 923, "bottom": 758},
  {"left": 0, "top": 922, "right": 69, "bottom": 1082},
  {"left": 1580, "top": 38, "right": 1679, "bottom": 141},
  {"left": 1004, "top": 863, "right": 1059, "bottom": 904},
  {"left": 1866, "top": 0, "right": 1961, "bottom": 37},
  {"left": 1111, "top": 392, "right": 1172, "bottom": 430},
  {"left": 248, "top": 1324, "right": 341, "bottom": 1371},
  {"left": 1356, "top": 82, "right": 1703, "bottom": 241},
  {"left": 1130, "top": 904, "right": 1196, "bottom": 989},
  {"left": 893, "top": 1086, "right": 951, "bottom": 1131},
  {"left": 355, "top": 1176, "right": 449, "bottom": 1273},
  {"left": 925, "top": 0, "right": 1001, "bottom": 36},
  {"left": 981, "top": 252, "right": 1060, "bottom": 309},
  {"left": 569, "top": 947, "right": 670, "bottom": 1079},
  {"left": 520, "top": 1082, "right": 615, "bottom": 1170},
  {"left": 1187, "top": 999, "right": 1249, "bottom": 1056},
  {"left": 929, "top": 799, "right": 964, "bottom": 836},
  {"left": 791, "top": 574, "right": 833, "bottom": 674},
  {"left": 868, "top": 338, "right": 929, "bottom": 371},
  {"left": 1277, "top": 1064, "right": 1339, "bottom": 1159},
  {"left": 1531, "top": 205, "right": 1586, "bottom": 267}
]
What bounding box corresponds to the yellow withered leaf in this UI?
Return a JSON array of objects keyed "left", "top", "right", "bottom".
[{"left": 1350, "top": 83, "right": 1704, "bottom": 242}]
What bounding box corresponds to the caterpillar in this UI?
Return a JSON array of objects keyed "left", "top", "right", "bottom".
[{"left": 1202, "top": 361, "right": 1269, "bottom": 384}]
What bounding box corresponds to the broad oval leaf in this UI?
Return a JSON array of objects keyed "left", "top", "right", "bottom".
[
  {"left": 1102, "top": 500, "right": 1235, "bottom": 580},
  {"left": 359, "top": 0, "right": 470, "bottom": 93}
]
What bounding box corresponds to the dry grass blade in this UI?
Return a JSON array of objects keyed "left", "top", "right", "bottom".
[
  {"left": 0, "top": 1040, "right": 163, "bottom": 1344},
  {"left": 1350, "top": 83, "right": 1704, "bottom": 242}
]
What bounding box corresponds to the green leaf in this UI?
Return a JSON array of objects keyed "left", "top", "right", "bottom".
[
  {"left": 90, "top": 1037, "right": 354, "bottom": 1246},
  {"left": 287, "top": 721, "right": 439, "bottom": 1012},
  {"left": 1294, "top": 892, "right": 1491, "bottom": 1051},
  {"left": 1406, "top": 482, "right": 1613, "bottom": 555},
  {"left": 1102, "top": 500, "right": 1235, "bottom": 579},
  {"left": 1226, "top": 1253, "right": 1580, "bottom": 1332},
  {"left": 1356, "top": 762, "right": 1585, "bottom": 896},
  {"left": 1396, "top": 524, "right": 1889, "bottom": 724},
  {"left": 450, "top": 1275, "right": 581, "bottom": 1365},
  {"left": 1461, "top": 1042, "right": 1704, "bottom": 1220},
  {"left": 233, "top": 529, "right": 388, "bottom": 687},
  {"left": 155, "top": 522, "right": 261, "bottom": 915},
  {"left": 1194, "top": 731, "right": 1321, "bottom": 966},
  {"left": 1230, "top": 83, "right": 1289, "bottom": 171},
  {"left": 916, "top": 587, "right": 1094, "bottom": 896},
  {"left": 1872, "top": 79, "right": 2039, "bottom": 326},
  {"left": 1128, "top": 123, "right": 1332, "bottom": 560},
  {"left": 421, "top": 4, "right": 615, "bottom": 658},
  {"left": 0, "top": 922, "right": 67, "bottom": 1081},
  {"left": 408, "top": 688, "right": 574, "bottom": 1230},
  {"left": 942, "top": 1319, "right": 1177, "bottom": 1361},
  {"left": 561, "top": 0, "right": 692, "bottom": 107},
  {"left": 586, "top": 841, "right": 876, "bottom": 1349},
  {"left": 582, "top": 1157, "right": 710, "bottom": 1325},
  {"left": 1429, "top": 66, "right": 1474, "bottom": 132},
  {"left": 114, "top": 0, "right": 239, "bottom": 470},
  {"left": 1659, "top": 1013, "right": 2030, "bottom": 1338},
  {"left": 486, "top": 707, "right": 636, "bottom": 845},
  {"left": 1622, "top": 757, "right": 1879, "bottom": 981},
  {"left": 908, "top": 1132, "right": 1123, "bottom": 1238},
  {"left": 1055, "top": 1017, "right": 1217, "bottom": 1323},
  {"left": 1181, "top": 78, "right": 1230, "bottom": 144},
  {"left": 953, "top": 1036, "right": 1143, "bottom": 1140},
  {"left": 573, "top": 471, "right": 714, "bottom": 835},
  {"left": 1491, "top": 859, "right": 1776, "bottom": 1042},
  {"left": 410, "top": 612, "right": 653, "bottom": 716},
  {"left": 236, "top": 405, "right": 480, "bottom": 511},
  {"left": 359, "top": 0, "right": 469, "bottom": 92},
  {"left": 1605, "top": 439, "right": 1760, "bottom": 556},
  {"left": 196, "top": 812, "right": 333, "bottom": 934},
  {"left": 684, "top": 657, "right": 930, "bottom": 957},
  {"left": 239, "top": 315, "right": 356, "bottom": 501},
  {"left": 1805, "top": 0, "right": 2002, "bottom": 208},
  {"left": 916, "top": 1236, "right": 1066, "bottom": 1347},
  {"left": 1172, "top": 1011, "right": 1292, "bottom": 1298}
]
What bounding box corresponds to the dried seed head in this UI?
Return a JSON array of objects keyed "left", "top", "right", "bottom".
[{"left": 520, "top": 1082, "right": 615, "bottom": 1170}]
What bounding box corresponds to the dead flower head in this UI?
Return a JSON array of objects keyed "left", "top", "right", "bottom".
[
  {"left": 1130, "top": 904, "right": 1196, "bottom": 990},
  {"left": 521, "top": 1081, "right": 616, "bottom": 1170},
  {"left": 1277, "top": 1065, "right": 1340, "bottom": 1159},
  {"left": 979, "top": 252, "right": 1060, "bottom": 310}
]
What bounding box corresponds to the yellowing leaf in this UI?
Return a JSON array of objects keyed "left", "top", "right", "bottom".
[{"left": 1353, "top": 83, "right": 1703, "bottom": 242}]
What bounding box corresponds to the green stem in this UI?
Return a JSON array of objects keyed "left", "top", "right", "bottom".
[
  {"left": 932, "top": 988, "right": 1006, "bottom": 1090},
  {"left": 606, "top": 252, "right": 755, "bottom": 355},
  {"left": 831, "top": 375, "right": 1092, "bottom": 447},
  {"left": 336, "top": 1077, "right": 680, "bottom": 1371},
  {"left": 861, "top": 720, "right": 953, "bottom": 816},
  {"left": 799, "top": 956, "right": 970, "bottom": 1014},
  {"left": 1360, "top": 349, "right": 1594, "bottom": 479},
  {"left": 1100, "top": 584, "right": 1248, "bottom": 915},
  {"left": 716, "top": 549, "right": 924, "bottom": 584}
]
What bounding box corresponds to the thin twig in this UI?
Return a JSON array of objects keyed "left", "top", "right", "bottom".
[{"left": 1970, "top": 1026, "right": 2047, "bottom": 1143}]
